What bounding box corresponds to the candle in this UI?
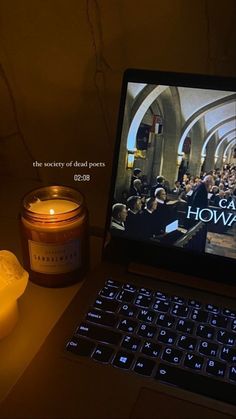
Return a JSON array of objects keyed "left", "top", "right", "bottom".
[
  {"left": 20, "top": 186, "right": 89, "bottom": 287},
  {"left": 0, "top": 250, "right": 28, "bottom": 339},
  {"left": 29, "top": 199, "right": 79, "bottom": 215}
]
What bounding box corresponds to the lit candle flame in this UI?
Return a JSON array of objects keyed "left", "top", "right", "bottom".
[{"left": 49, "top": 209, "right": 55, "bottom": 215}]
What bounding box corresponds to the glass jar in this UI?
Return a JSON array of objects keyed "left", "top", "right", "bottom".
[{"left": 20, "top": 185, "right": 89, "bottom": 287}]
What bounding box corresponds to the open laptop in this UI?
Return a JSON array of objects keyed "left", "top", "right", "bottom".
[
  {"left": 1, "top": 69, "right": 236, "bottom": 419},
  {"left": 165, "top": 219, "right": 179, "bottom": 234}
]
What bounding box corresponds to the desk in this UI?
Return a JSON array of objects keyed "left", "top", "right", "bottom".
[{"left": 0, "top": 235, "right": 103, "bottom": 403}]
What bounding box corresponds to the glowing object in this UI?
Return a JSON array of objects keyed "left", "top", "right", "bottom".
[
  {"left": 20, "top": 186, "right": 89, "bottom": 287},
  {"left": 29, "top": 199, "right": 79, "bottom": 215},
  {"left": 0, "top": 250, "right": 28, "bottom": 339}
]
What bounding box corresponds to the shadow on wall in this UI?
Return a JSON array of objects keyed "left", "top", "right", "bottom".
[{"left": 0, "top": 0, "right": 235, "bottom": 229}]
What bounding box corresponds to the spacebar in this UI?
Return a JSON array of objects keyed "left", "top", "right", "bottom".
[{"left": 156, "top": 363, "right": 236, "bottom": 406}]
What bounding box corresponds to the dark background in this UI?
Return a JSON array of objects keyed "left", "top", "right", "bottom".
[{"left": 0, "top": 0, "right": 235, "bottom": 255}]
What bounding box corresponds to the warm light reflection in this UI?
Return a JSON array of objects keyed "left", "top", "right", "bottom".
[
  {"left": 127, "top": 152, "right": 134, "bottom": 169},
  {"left": 0, "top": 251, "right": 28, "bottom": 339},
  {"left": 29, "top": 199, "right": 79, "bottom": 215}
]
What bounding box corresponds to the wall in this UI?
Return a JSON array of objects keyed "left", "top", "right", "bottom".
[{"left": 0, "top": 0, "right": 235, "bottom": 233}]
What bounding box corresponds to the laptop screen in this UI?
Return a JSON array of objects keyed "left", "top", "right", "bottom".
[
  {"left": 165, "top": 220, "right": 179, "bottom": 234},
  {"left": 108, "top": 70, "right": 236, "bottom": 278}
]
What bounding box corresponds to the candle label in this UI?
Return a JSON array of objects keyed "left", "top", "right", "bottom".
[{"left": 28, "top": 239, "right": 81, "bottom": 274}]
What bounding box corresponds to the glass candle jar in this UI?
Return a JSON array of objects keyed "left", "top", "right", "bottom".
[{"left": 20, "top": 185, "right": 89, "bottom": 287}]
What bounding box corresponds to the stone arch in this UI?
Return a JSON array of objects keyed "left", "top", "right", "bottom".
[
  {"left": 201, "top": 116, "right": 236, "bottom": 156},
  {"left": 130, "top": 85, "right": 182, "bottom": 186},
  {"left": 114, "top": 84, "right": 169, "bottom": 198},
  {"left": 177, "top": 94, "right": 236, "bottom": 155},
  {"left": 130, "top": 84, "right": 160, "bottom": 120},
  {"left": 126, "top": 85, "right": 168, "bottom": 151},
  {"left": 223, "top": 138, "right": 236, "bottom": 159},
  {"left": 215, "top": 129, "right": 236, "bottom": 156},
  {"left": 158, "top": 86, "right": 182, "bottom": 186}
]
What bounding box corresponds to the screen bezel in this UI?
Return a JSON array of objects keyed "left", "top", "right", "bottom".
[{"left": 104, "top": 68, "right": 236, "bottom": 285}]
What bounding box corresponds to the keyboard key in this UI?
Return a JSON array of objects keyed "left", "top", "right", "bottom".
[
  {"left": 231, "top": 319, "right": 236, "bottom": 332},
  {"left": 199, "top": 341, "right": 218, "bottom": 357},
  {"left": 122, "top": 283, "right": 137, "bottom": 292},
  {"left": 86, "top": 309, "right": 118, "bottom": 327},
  {"left": 176, "top": 319, "right": 194, "bottom": 334},
  {"left": 155, "top": 363, "right": 236, "bottom": 405},
  {"left": 137, "top": 323, "right": 157, "bottom": 339},
  {"left": 92, "top": 344, "right": 114, "bottom": 362},
  {"left": 141, "top": 341, "right": 161, "bottom": 358},
  {"left": 113, "top": 351, "right": 134, "bottom": 369},
  {"left": 158, "top": 329, "right": 177, "bottom": 345},
  {"left": 196, "top": 324, "right": 215, "bottom": 339},
  {"left": 184, "top": 353, "right": 204, "bottom": 370},
  {"left": 93, "top": 297, "right": 119, "bottom": 313},
  {"left": 155, "top": 291, "right": 169, "bottom": 300},
  {"left": 221, "top": 346, "right": 236, "bottom": 363},
  {"left": 135, "top": 294, "right": 152, "bottom": 308},
  {"left": 217, "top": 330, "right": 236, "bottom": 345},
  {"left": 153, "top": 299, "right": 170, "bottom": 312},
  {"left": 210, "top": 314, "right": 228, "bottom": 328},
  {"left": 99, "top": 286, "right": 118, "bottom": 299},
  {"left": 118, "top": 318, "right": 138, "bottom": 333},
  {"left": 205, "top": 303, "right": 219, "bottom": 314},
  {"left": 106, "top": 278, "right": 121, "bottom": 288},
  {"left": 66, "top": 337, "right": 95, "bottom": 356},
  {"left": 188, "top": 299, "right": 201, "bottom": 309},
  {"left": 171, "top": 295, "right": 186, "bottom": 305},
  {"left": 121, "top": 335, "right": 141, "bottom": 351},
  {"left": 222, "top": 308, "right": 236, "bottom": 319},
  {"left": 138, "top": 309, "right": 156, "bottom": 323},
  {"left": 171, "top": 304, "right": 189, "bottom": 317},
  {"left": 178, "top": 335, "right": 197, "bottom": 351},
  {"left": 162, "top": 347, "right": 183, "bottom": 364},
  {"left": 191, "top": 309, "right": 208, "bottom": 322},
  {"left": 133, "top": 357, "right": 155, "bottom": 376},
  {"left": 117, "top": 290, "right": 135, "bottom": 303},
  {"left": 119, "top": 303, "right": 137, "bottom": 317},
  {"left": 156, "top": 313, "right": 175, "bottom": 328},
  {"left": 139, "top": 287, "right": 153, "bottom": 297},
  {"left": 229, "top": 366, "right": 236, "bottom": 382},
  {"left": 76, "top": 322, "right": 122, "bottom": 345},
  {"left": 206, "top": 359, "right": 226, "bottom": 378}
]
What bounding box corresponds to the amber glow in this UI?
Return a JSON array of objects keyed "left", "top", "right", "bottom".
[
  {"left": 0, "top": 251, "right": 28, "bottom": 339},
  {"left": 29, "top": 199, "right": 79, "bottom": 215}
]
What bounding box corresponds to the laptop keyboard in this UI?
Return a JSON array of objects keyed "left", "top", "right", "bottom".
[{"left": 66, "top": 279, "right": 236, "bottom": 405}]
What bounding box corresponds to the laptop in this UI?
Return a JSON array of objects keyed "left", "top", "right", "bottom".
[
  {"left": 165, "top": 219, "right": 179, "bottom": 234},
  {"left": 1, "top": 69, "right": 236, "bottom": 419}
]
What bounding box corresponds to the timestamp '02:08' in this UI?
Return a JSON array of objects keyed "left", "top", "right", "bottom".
[{"left": 74, "top": 174, "right": 91, "bottom": 182}]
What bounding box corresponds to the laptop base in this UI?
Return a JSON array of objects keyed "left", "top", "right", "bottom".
[{"left": 1, "top": 262, "right": 235, "bottom": 419}]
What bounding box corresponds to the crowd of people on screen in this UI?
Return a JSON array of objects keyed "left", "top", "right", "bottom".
[{"left": 111, "top": 164, "right": 236, "bottom": 239}]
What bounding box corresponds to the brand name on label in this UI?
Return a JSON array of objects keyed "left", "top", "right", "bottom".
[
  {"left": 32, "top": 252, "right": 78, "bottom": 263},
  {"left": 29, "top": 239, "right": 81, "bottom": 274}
]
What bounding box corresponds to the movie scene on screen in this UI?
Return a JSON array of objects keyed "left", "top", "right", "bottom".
[{"left": 111, "top": 82, "right": 236, "bottom": 260}]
